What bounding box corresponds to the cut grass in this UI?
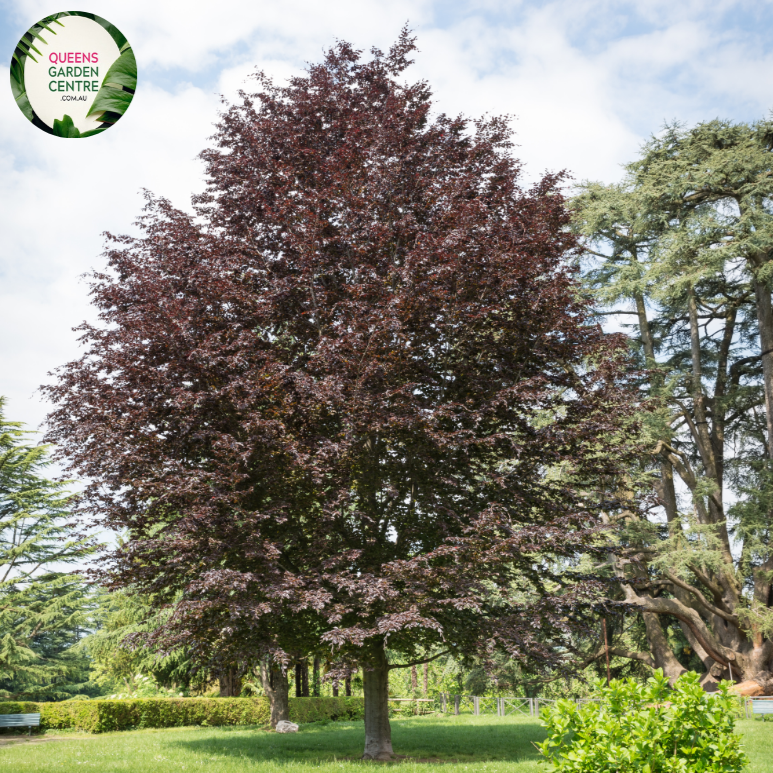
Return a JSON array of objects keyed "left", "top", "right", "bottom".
[{"left": 0, "top": 714, "right": 771, "bottom": 771}]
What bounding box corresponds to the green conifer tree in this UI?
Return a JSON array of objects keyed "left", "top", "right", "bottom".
[
  {"left": 0, "top": 398, "right": 96, "bottom": 700},
  {"left": 571, "top": 119, "right": 773, "bottom": 691}
]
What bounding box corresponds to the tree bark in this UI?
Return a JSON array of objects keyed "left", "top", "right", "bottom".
[
  {"left": 259, "top": 660, "right": 290, "bottom": 729},
  {"left": 423, "top": 662, "right": 428, "bottom": 696},
  {"left": 642, "top": 612, "right": 687, "bottom": 683},
  {"left": 411, "top": 665, "right": 418, "bottom": 693},
  {"left": 313, "top": 657, "right": 320, "bottom": 697},
  {"left": 754, "top": 278, "right": 773, "bottom": 461},
  {"left": 302, "top": 659, "right": 309, "bottom": 697},
  {"left": 732, "top": 672, "right": 773, "bottom": 696},
  {"left": 362, "top": 643, "right": 393, "bottom": 760},
  {"left": 218, "top": 666, "right": 241, "bottom": 697}
]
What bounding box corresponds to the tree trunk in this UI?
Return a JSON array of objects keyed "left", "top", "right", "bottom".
[
  {"left": 732, "top": 672, "right": 773, "bottom": 696},
  {"left": 313, "top": 657, "right": 320, "bottom": 697},
  {"left": 218, "top": 666, "right": 241, "bottom": 697},
  {"left": 362, "top": 643, "right": 393, "bottom": 760},
  {"left": 642, "top": 612, "right": 687, "bottom": 683},
  {"left": 423, "top": 662, "right": 428, "bottom": 696},
  {"left": 345, "top": 673, "right": 352, "bottom": 697},
  {"left": 259, "top": 660, "right": 290, "bottom": 729},
  {"left": 302, "top": 659, "right": 309, "bottom": 697},
  {"left": 411, "top": 665, "right": 418, "bottom": 693},
  {"left": 754, "top": 277, "right": 773, "bottom": 461},
  {"left": 295, "top": 662, "right": 303, "bottom": 697}
]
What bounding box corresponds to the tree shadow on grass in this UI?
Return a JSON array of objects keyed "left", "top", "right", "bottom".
[{"left": 170, "top": 718, "right": 546, "bottom": 765}]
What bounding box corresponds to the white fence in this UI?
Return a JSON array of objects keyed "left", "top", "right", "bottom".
[
  {"left": 433, "top": 694, "right": 759, "bottom": 719},
  {"left": 435, "top": 694, "right": 600, "bottom": 717}
]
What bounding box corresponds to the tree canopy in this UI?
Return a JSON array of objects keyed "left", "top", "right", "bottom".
[
  {"left": 0, "top": 398, "right": 96, "bottom": 700},
  {"left": 45, "top": 31, "right": 638, "bottom": 756},
  {"left": 571, "top": 118, "right": 773, "bottom": 692}
]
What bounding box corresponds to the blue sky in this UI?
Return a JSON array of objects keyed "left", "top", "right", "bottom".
[{"left": 2, "top": 0, "right": 773, "bottom": 436}]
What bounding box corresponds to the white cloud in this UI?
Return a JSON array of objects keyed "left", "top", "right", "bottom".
[{"left": 1, "top": 0, "right": 772, "bottom": 436}]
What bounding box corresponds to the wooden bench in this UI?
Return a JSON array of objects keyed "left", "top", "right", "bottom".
[
  {"left": 751, "top": 699, "right": 773, "bottom": 719},
  {"left": 0, "top": 713, "right": 40, "bottom": 736}
]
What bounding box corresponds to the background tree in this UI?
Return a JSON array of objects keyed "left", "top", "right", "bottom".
[
  {"left": 571, "top": 118, "right": 773, "bottom": 691},
  {"left": 45, "top": 31, "right": 638, "bottom": 758},
  {"left": 0, "top": 398, "right": 96, "bottom": 700},
  {"left": 78, "top": 587, "right": 205, "bottom": 697}
]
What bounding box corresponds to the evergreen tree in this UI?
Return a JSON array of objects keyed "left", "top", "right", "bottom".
[
  {"left": 77, "top": 587, "right": 198, "bottom": 696},
  {"left": 0, "top": 398, "right": 96, "bottom": 700},
  {"left": 571, "top": 119, "right": 773, "bottom": 691}
]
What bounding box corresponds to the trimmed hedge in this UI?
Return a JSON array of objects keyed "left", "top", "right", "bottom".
[
  {"left": 0, "top": 696, "right": 364, "bottom": 733},
  {"left": 289, "top": 696, "right": 364, "bottom": 724}
]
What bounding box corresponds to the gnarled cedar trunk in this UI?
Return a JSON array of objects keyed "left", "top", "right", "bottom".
[
  {"left": 642, "top": 612, "right": 686, "bottom": 684},
  {"left": 218, "top": 666, "right": 241, "bottom": 697},
  {"left": 362, "top": 643, "right": 393, "bottom": 760},
  {"left": 732, "top": 672, "right": 773, "bottom": 696},
  {"left": 259, "top": 660, "right": 289, "bottom": 729}
]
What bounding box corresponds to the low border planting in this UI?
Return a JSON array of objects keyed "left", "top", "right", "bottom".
[{"left": 0, "top": 696, "right": 364, "bottom": 733}]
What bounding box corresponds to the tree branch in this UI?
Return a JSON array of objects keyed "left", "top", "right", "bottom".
[
  {"left": 388, "top": 650, "right": 450, "bottom": 671},
  {"left": 689, "top": 565, "right": 726, "bottom": 606},
  {"left": 624, "top": 590, "right": 735, "bottom": 667},
  {"left": 663, "top": 571, "right": 739, "bottom": 625},
  {"left": 608, "top": 646, "right": 656, "bottom": 668}
]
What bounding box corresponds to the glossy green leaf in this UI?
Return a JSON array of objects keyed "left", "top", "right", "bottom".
[
  {"left": 9, "top": 60, "right": 24, "bottom": 99},
  {"left": 101, "top": 48, "right": 137, "bottom": 91},
  {"left": 9, "top": 52, "right": 33, "bottom": 122},
  {"left": 14, "top": 94, "right": 34, "bottom": 123},
  {"left": 16, "top": 41, "right": 37, "bottom": 63},
  {"left": 86, "top": 87, "right": 133, "bottom": 119},
  {"left": 94, "top": 16, "right": 128, "bottom": 50},
  {"left": 78, "top": 126, "right": 109, "bottom": 138},
  {"left": 93, "top": 110, "right": 123, "bottom": 125},
  {"left": 52, "top": 115, "right": 81, "bottom": 138}
]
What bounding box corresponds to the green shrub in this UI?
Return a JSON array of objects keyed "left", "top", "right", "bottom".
[
  {"left": 0, "top": 696, "right": 363, "bottom": 733},
  {"left": 39, "top": 700, "right": 101, "bottom": 731},
  {"left": 289, "top": 696, "right": 364, "bottom": 723},
  {"left": 0, "top": 702, "right": 39, "bottom": 715},
  {"left": 537, "top": 670, "right": 748, "bottom": 773}
]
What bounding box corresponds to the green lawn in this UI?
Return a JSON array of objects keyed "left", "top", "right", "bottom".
[{"left": 0, "top": 714, "right": 771, "bottom": 771}]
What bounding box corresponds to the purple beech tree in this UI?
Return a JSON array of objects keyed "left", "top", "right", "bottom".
[{"left": 45, "top": 31, "right": 637, "bottom": 759}]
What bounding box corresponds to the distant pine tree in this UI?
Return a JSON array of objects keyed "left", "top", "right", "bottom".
[
  {"left": 0, "top": 397, "right": 97, "bottom": 700},
  {"left": 78, "top": 585, "right": 199, "bottom": 696}
]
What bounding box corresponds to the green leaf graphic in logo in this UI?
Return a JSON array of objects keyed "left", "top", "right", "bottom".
[
  {"left": 10, "top": 14, "right": 67, "bottom": 123},
  {"left": 87, "top": 46, "right": 136, "bottom": 123},
  {"left": 51, "top": 114, "right": 108, "bottom": 138},
  {"left": 52, "top": 114, "right": 80, "bottom": 137}
]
